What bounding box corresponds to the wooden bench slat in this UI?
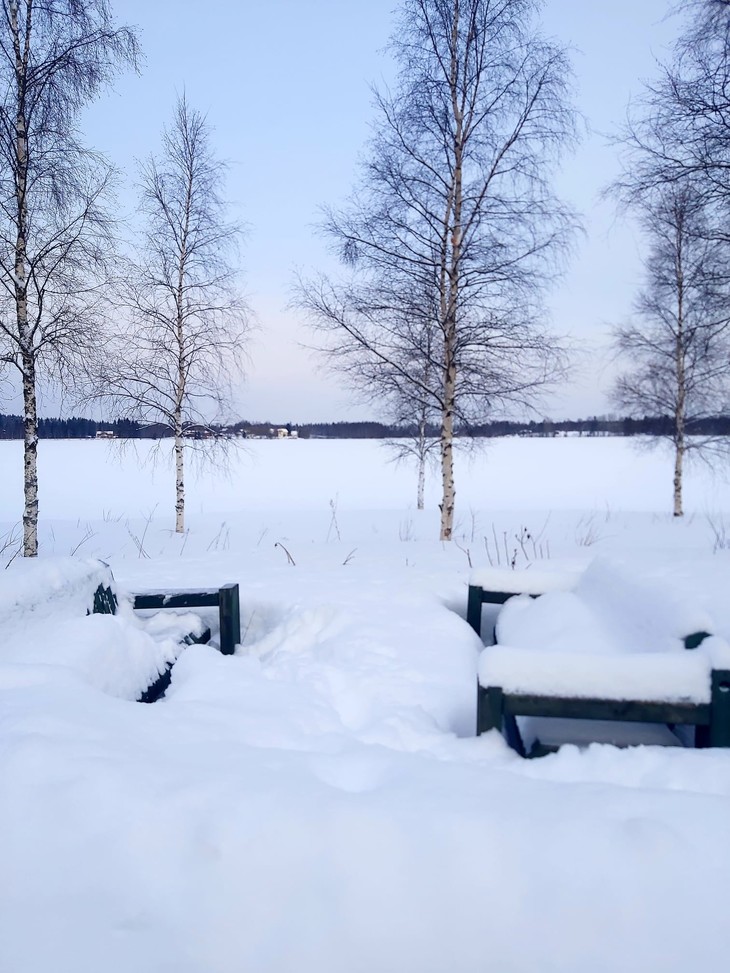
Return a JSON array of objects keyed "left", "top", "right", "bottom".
[
  {"left": 501, "top": 692, "right": 711, "bottom": 726},
  {"left": 133, "top": 590, "right": 221, "bottom": 610}
]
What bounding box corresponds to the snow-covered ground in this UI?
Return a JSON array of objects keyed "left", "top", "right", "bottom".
[{"left": 2, "top": 436, "right": 730, "bottom": 973}]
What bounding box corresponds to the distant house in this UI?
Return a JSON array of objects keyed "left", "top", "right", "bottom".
[
  {"left": 95, "top": 430, "right": 115, "bottom": 440},
  {"left": 269, "top": 427, "right": 289, "bottom": 439}
]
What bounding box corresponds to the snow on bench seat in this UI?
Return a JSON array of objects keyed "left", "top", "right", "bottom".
[
  {"left": 478, "top": 643, "right": 728, "bottom": 705},
  {"left": 468, "top": 566, "right": 582, "bottom": 596}
]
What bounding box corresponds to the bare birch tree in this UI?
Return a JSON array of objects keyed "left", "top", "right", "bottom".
[
  {"left": 299, "top": 0, "right": 575, "bottom": 540},
  {"left": 0, "top": 0, "right": 138, "bottom": 556},
  {"left": 383, "top": 405, "right": 440, "bottom": 511},
  {"left": 617, "top": 2, "right": 730, "bottom": 226},
  {"left": 95, "top": 95, "right": 248, "bottom": 533},
  {"left": 380, "top": 319, "right": 441, "bottom": 511},
  {"left": 607, "top": 1, "right": 730, "bottom": 516},
  {"left": 611, "top": 183, "right": 730, "bottom": 517}
]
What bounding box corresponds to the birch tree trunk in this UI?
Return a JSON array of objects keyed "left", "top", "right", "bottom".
[
  {"left": 22, "top": 354, "right": 39, "bottom": 556},
  {"left": 439, "top": 374, "right": 456, "bottom": 539},
  {"left": 416, "top": 414, "right": 427, "bottom": 511},
  {"left": 174, "top": 233, "right": 186, "bottom": 536},
  {"left": 439, "top": 2, "right": 463, "bottom": 542},
  {"left": 674, "top": 261, "right": 686, "bottom": 518},
  {"left": 417, "top": 457, "right": 425, "bottom": 510},
  {"left": 173, "top": 175, "right": 191, "bottom": 534},
  {"left": 12, "top": 0, "right": 37, "bottom": 556},
  {"left": 673, "top": 435, "right": 684, "bottom": 518},
  {"left": 174, "top": 313, "right": 186, "bottom": 533},
  {"left": 174, "top": 420, "right": 185, "bottom": 533}
]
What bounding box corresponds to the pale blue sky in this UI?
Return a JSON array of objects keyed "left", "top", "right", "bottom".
[{"left": 81, "top": 0, "right": 677, "bottom": 423}]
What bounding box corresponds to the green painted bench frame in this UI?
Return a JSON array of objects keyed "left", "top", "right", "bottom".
[
  {"left": 92, "top": 578, "right": 241, "bottom": 703},
  {"left": 477, "top": 672, "right": 730, "bottom": 757},
  {"left": 94, "top": 581, "right": 240, "bottom": 657},
  {"left": 131, "top": 584, "right": 241, "bottom": 657},
  {"left": 468, "top": 582, "right": 719, "bottom": 755}
]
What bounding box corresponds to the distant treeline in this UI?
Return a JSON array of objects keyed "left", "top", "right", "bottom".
[
  {"left": 291, "top": 416, "right": 730, "bottom": 439},
  {"left": 0, "top": 415, "right": 142, "bottom": 439},
  {"left": 1, "top": 414, "right": 730, "bottom": 441},
  {"left": 468, "top": 416, "right": 730, "bottom": 438}
]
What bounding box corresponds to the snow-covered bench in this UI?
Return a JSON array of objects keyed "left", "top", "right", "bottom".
[
  {"left": 474, "top": 560, "right": 729, "bottom": 755},
  {"left": 0, "top": 558, "right": 239, "bottom": 704},
  {"left": 94, "top": 575, "right": 241, "bottom": 700},
  {"left": 478, "top": 648, "right": 730, "bottom": 756},
  {"left": 131, "top": 585, "right": 240, "bottom": 657}
]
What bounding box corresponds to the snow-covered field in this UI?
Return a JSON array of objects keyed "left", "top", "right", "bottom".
[{"left": 2, "top": 436, "right": 730, "bottom": 973}]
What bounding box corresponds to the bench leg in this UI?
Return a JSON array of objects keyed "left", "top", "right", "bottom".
[
  {"left": 709, "top": 669, "right": 730, "bottom": 747},
  {"left": 467, "top": 585, "right": 483, "bottom": 636},
  {"left": 218, "top": 583, "right": 241, "bottom": 656},
  {"left": 502, "top": 711, "right": 526, "bottom": 758},
  {"left": 477, "top": 684, "right": 503, "bottom": 735},
  {"left": 477, "top": 684, "right": 526, "bottom": 755}
]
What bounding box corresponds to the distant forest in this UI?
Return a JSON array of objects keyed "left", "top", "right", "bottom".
[{"left": 2, "top": 413, "right": 730, "bottom": 441}]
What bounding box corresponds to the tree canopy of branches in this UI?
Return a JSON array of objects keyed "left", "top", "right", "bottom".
[
  {"left": 298, "top": 0, "right": 576, "bottom": 539},
  {"left": 95, "top": 95, "right": 248, "bottom": 533},
  {"left": 0, "top": 0, "right": 139, "bottom": 556},
  {"left": 617, "top": 1, "right": 730, "bottom": 218},
  {"left": 611, "top": 183, "right": 730, "bottom": 516},
  {"left": 608, "top": 1, "right": 730, "bottom": 516}
]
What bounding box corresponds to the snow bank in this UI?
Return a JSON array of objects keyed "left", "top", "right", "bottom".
[
  {"left": 0, "top": 555, "right": 113, "bottom": 629},
  {"left": 0, "top": 443, "right": 729, "bottom": 972},
  {"left": 0, "top": 556, "right": 206, "bottom": 700},
  {"left": 4, "top": 613, "right": 183, "bottom": 700}
]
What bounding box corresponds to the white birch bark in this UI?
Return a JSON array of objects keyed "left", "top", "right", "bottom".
[
  {"left": 439, "top": 2, "right": 463, "bottom": 542},
  {"left": 416, "top": 414, "right": 427, "bottom": 510},
  {"left": 440, "top": 372, "right": 457, "bottom": 540},
  {"left": 11, "top": 1, "right": 38, "bottom": 556},
  {"left": 173, "top": 166, "right": 192, "bottom": 533},
  {"left": 174, "top": 423, "right": 185, "bottom": 533},
  {"left": 673, "top": 238, "right": 686, "bottom": 519},
  {"left": 673, "top": 435, "right": 684, "bottom": 518},
  {"left": 22, "top": 354, "right": 38, "bottom": 556}
]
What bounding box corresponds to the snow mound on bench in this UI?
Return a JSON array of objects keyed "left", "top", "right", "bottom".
[
  {"left": 1, "top": 556, "right": 114, "bottom": 630},
  {"left": 0, "top": 556, "right": 202, "bottom": 700},
  {"left": 1, "top": 614, "right": 183, "bottom": 700},
  {"left": 496, "top": 557, "right": 715, "bottom": 656}
]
